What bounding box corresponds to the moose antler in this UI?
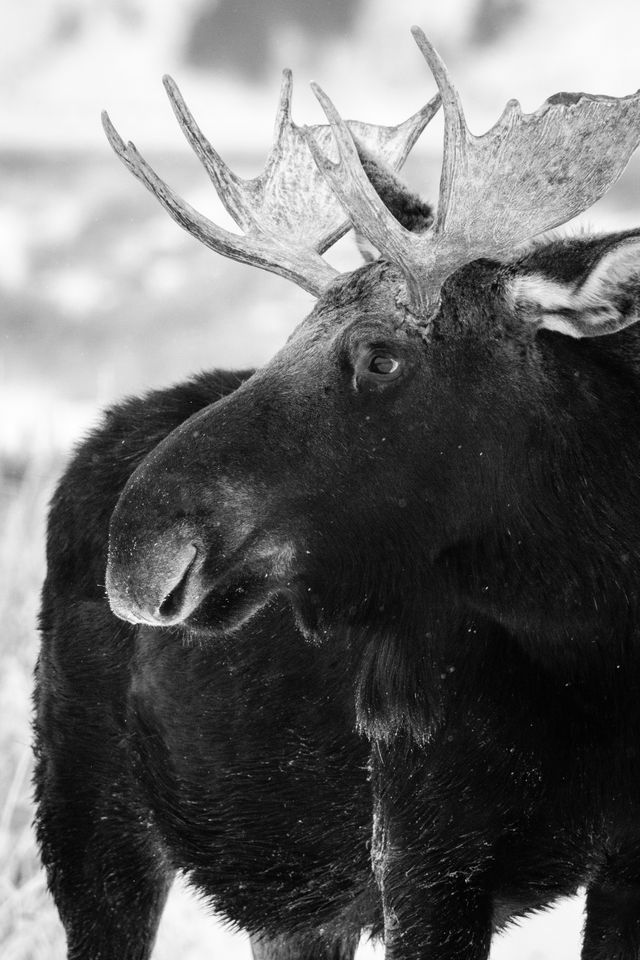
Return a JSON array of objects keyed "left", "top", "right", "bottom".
[
  {"left": 306, "top": 26, "right": 640, "bottom": 316},
  {"left": 102, "top": 71, "right": 440, "bottom": 297}
]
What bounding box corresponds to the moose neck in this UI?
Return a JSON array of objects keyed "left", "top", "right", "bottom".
[{"left": 440, "top": 330, "right": 640, "bottom": 671}]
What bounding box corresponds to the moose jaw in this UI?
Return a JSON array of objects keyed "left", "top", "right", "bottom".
[{"left": 38, "top": 25, "right": 640, "bottom": 960}]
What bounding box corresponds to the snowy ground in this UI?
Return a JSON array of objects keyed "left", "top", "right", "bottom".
[{"left": 153, "top": 880, "right": 586, "bottom": 959}]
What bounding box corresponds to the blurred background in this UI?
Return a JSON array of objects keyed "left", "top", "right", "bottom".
[{"left": 2, "top": 0, "right": 640, "bottom": 956}]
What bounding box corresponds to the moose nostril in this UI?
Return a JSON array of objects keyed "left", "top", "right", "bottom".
[
  {"left": 156, "top": 543, "right": 199, "bottom": 622},
  {"left": 158, "top": 572, "right": 188, "bottom": 620}
]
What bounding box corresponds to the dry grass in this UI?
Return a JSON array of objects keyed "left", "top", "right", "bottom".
[{"left": 0, "top": 448, "right": 67, "bottom": 959}]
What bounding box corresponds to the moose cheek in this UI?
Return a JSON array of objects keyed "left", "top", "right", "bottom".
[{"left": 187, "top": 575, "right": 278, "bottom": 636}]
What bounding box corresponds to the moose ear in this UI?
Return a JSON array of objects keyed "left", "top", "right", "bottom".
[
  {"left": 354, "top": 142, "right": 433, "bottom": 261},
  {"left": 509, "top": 235, "right": 640, "bottom": 338}
]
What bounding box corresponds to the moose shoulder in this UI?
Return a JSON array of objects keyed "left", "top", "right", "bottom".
[{"left": 39, "top": 25, "right": 640, "bottom": 960}]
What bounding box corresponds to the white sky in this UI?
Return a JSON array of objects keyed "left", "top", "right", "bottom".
[{"left": 3, "top": 0, "right": 640, "bottom": 151}]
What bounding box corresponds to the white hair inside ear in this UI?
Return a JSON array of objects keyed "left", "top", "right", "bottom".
[{"left": 509, "top": 236, "right": 640, "bottom": 338}]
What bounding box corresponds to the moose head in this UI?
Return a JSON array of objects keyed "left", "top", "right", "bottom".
[{"left": 105, "top": 29, "right": 640, "bottom": 730}]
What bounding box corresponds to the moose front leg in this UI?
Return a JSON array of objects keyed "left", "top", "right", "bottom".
[
  {"left": 582, "top": 884, "right": 640, "bottom": 960},
  {"left": 582, "top": 849, "right": 640, "bottom": 960},
  {"left": 34, "top": 622, "right": 173, "bottom": 960},
  {"left": 371, "top": 748, "right": 493, "bottom": 960},
  {"left": 377, "top": 847, "right": 492, "bottom": 960},
  {"left": 35, "top": 781, "right": 172, "bottom": 960}
]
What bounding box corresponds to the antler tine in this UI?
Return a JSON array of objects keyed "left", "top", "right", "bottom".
[
  {"left": 162, "top": 74, "right": 251, "bottom": 231},
  {"left": 102, "top": 111, "right": 213, "bottom": 237},
  {"left": 390, "top": 92, "right": 442, "bottom": 165},
  {"left": 305, "top": 86, "right": 428, "bottom": 310},
  {"left": 262, "top": 69, "right": 299, "bottom": 187},
  {"left": 410, "top": 26, "right": 465, "bottom": 233},
  {"left": 273, "top": 68, "right": 294, "bottom": 141}
]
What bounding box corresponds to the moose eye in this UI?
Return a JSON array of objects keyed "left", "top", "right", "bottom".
[
  {"left": 352, "top": 345, "right": 407, "bottom": 390},
  {"left": 355, "top": 349, "right": 404, "bottom": 387},
  {"left": 369, "top": 355, "right": 399, "bottom": 375}
]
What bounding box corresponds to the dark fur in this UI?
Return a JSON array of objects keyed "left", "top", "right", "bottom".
[
  {"left": 356, "top": 146, "right": 433, "bottom": 235},
  {"left": 35, "top": 372, "right": 379, "bottom": 960}
]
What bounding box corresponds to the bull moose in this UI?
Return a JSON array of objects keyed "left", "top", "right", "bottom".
[{"left": 36, "top": 25, "right": 640, "bottom": 960}]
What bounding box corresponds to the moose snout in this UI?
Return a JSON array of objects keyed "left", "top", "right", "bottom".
[
  {"left": 106, "top": 531, "right": 206, "bottom": 626},
  {"left": 104, "top": 395, "right": 290, "bottom": 628},
  {"left": 105, "top": 462, "right": 272, "bottom": 628}
]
